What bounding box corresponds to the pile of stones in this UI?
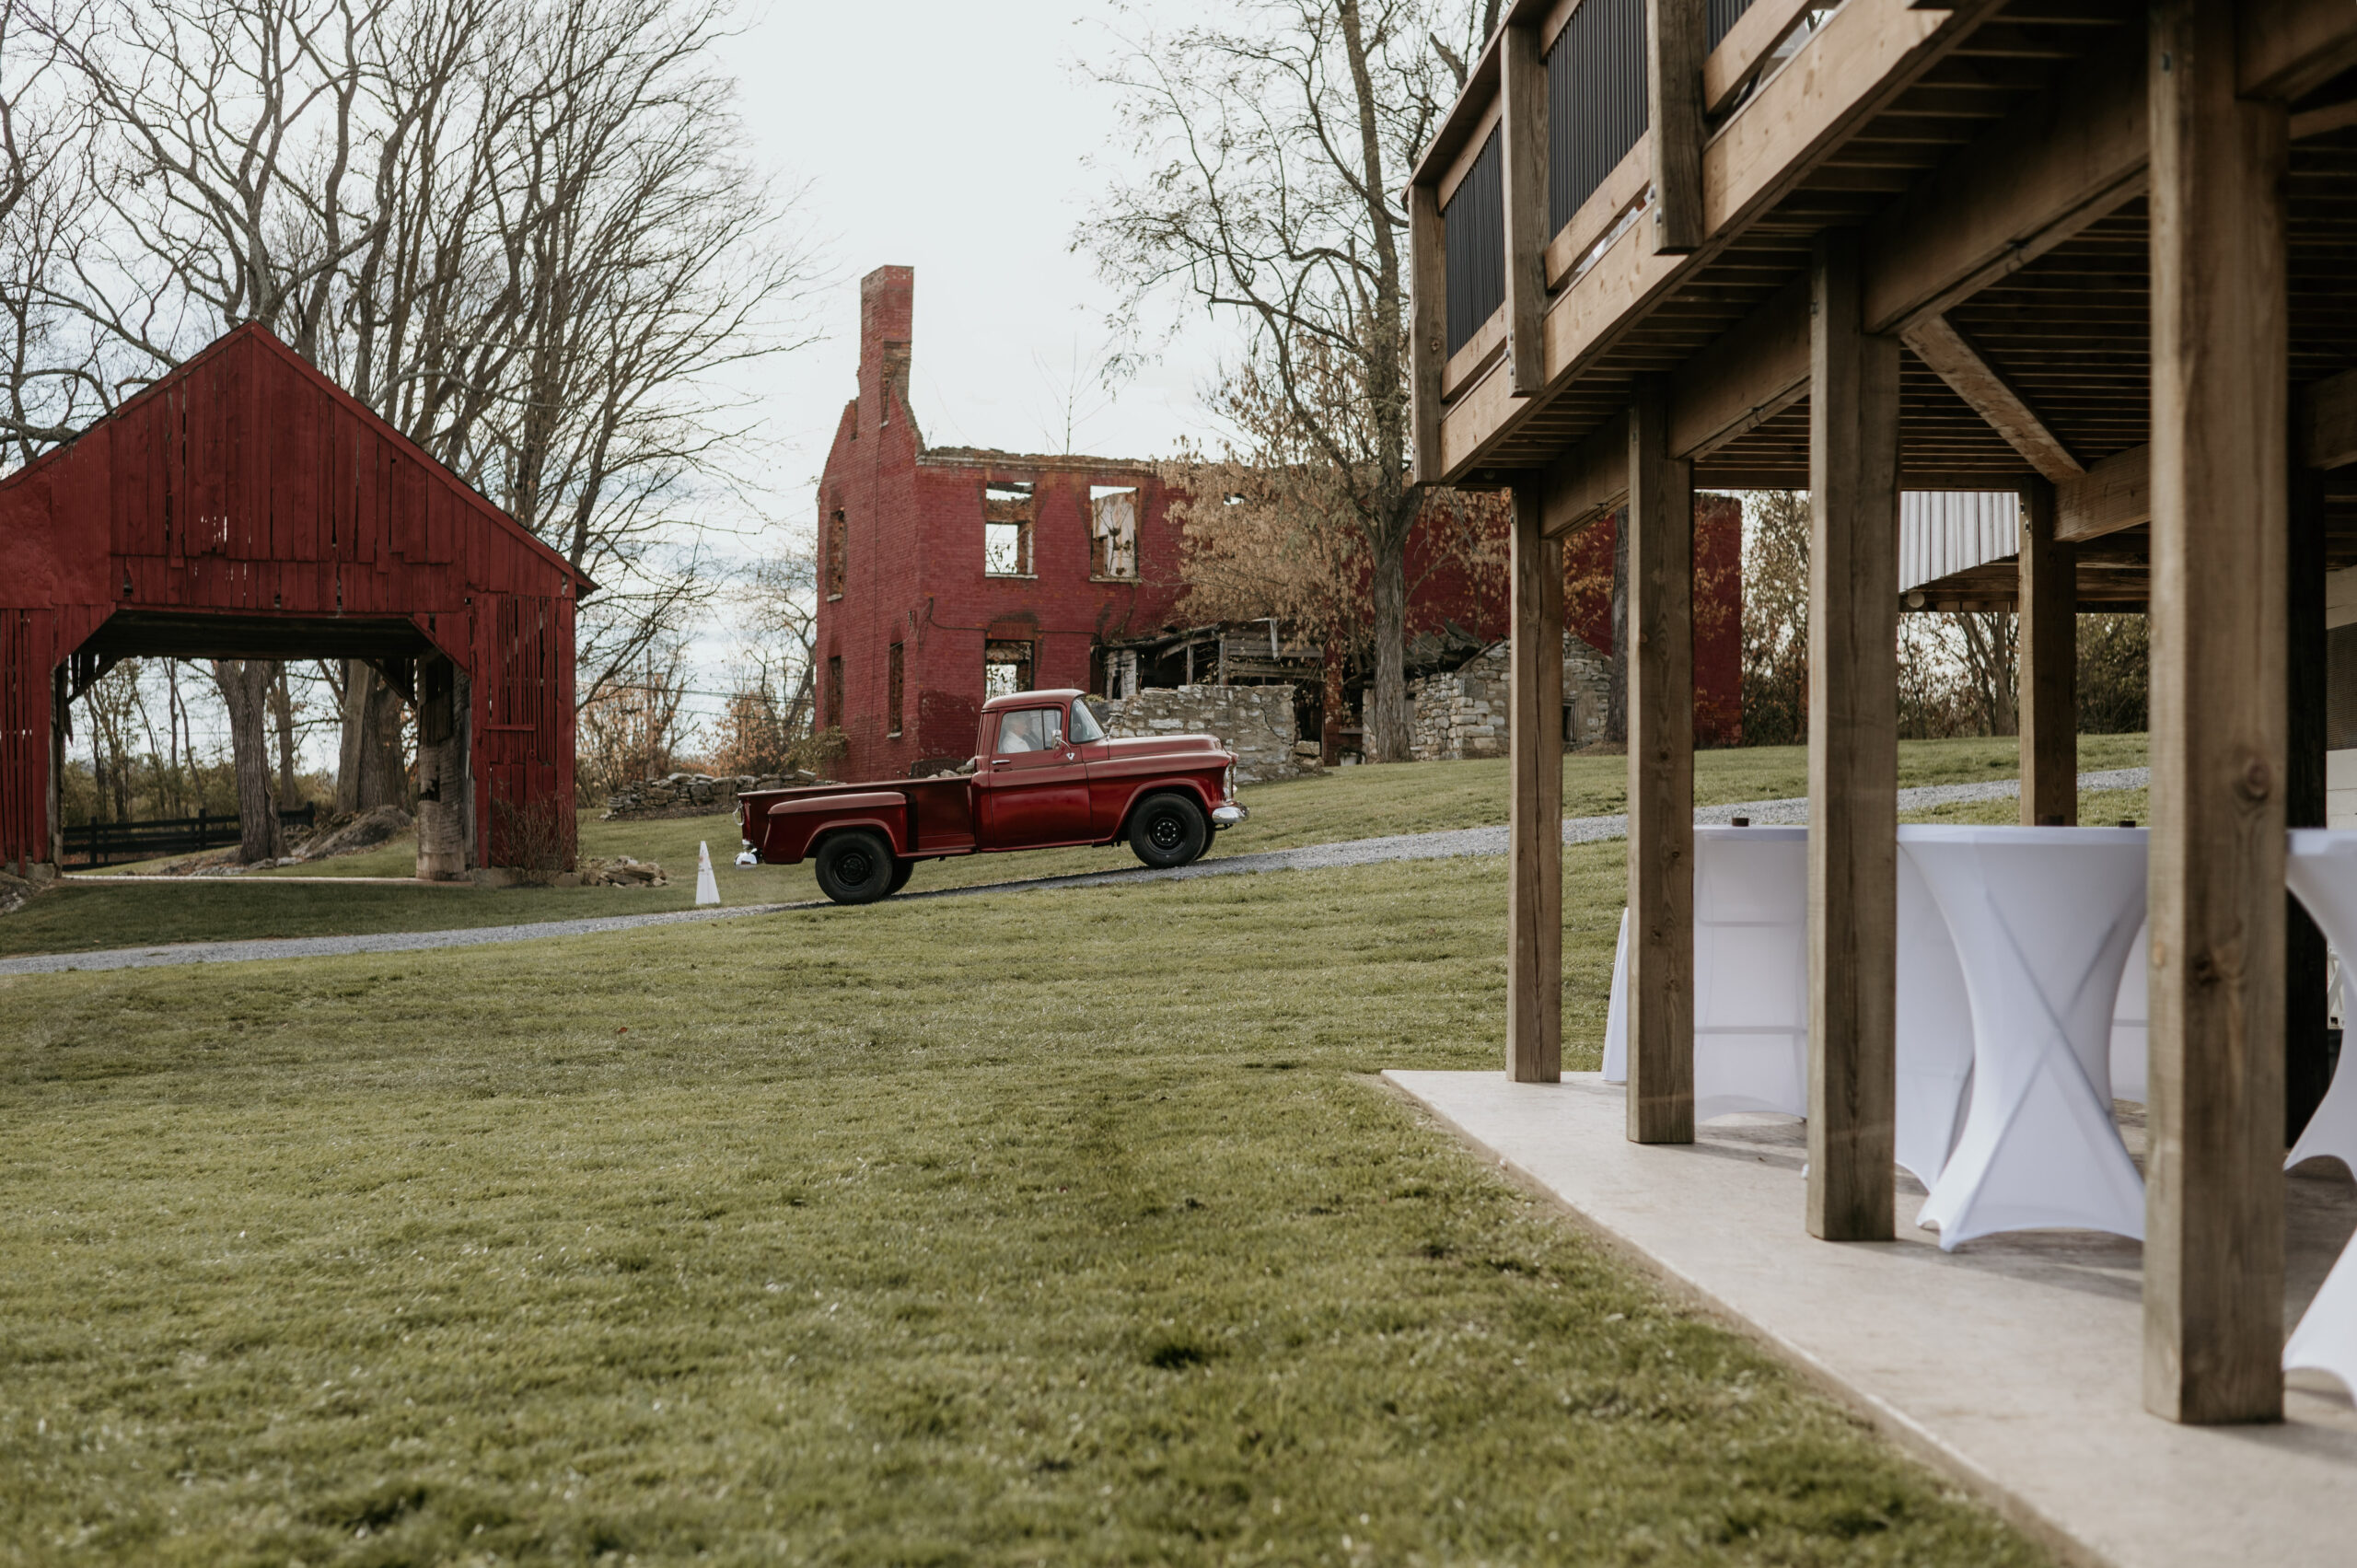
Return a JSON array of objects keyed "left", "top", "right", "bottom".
[{"left": 600, "top": 772, "right": 815, "bottom": 820}]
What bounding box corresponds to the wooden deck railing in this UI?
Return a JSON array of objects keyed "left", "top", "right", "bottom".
[{"left": 1411, "top": 0, "right": 1896, "bottom": 484}]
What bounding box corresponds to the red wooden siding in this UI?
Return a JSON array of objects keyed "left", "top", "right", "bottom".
[{"left": 0, "top": 323, "right": 585, "bottom": 872}]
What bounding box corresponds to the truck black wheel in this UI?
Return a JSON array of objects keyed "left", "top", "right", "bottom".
[
  {"left": 814, "top": 830, "right": 896, "bottom": 905},
  {"left": 886, "top": 857, "right": 914, "bottom": 895},
  {"left": 1128, "top": 793, "right": 1209, "bottom": 870}
]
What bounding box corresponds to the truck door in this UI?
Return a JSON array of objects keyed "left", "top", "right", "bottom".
[{"left": 979, "top": 705, "right": 1093, "bottom": 847}]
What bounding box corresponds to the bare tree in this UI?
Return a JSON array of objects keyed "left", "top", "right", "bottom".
[
  {"left": 4, "top": 0, "right": 824, "bottom": 823},
  {"left": 1084, "top": 0, "right": 1489, "bottom": 761},
  {"left": 1739, "top": 490, "right": 1811, "bottom": 747}
]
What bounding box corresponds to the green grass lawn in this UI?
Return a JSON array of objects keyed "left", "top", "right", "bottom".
[
  {"left": 13, "top": 734, "right": 2148, "bottom": 959},
  {"left": 0, "top": 852, "right": 2046, "bottom": 1566}
]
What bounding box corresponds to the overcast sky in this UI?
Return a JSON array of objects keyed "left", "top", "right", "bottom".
[{"left": 730, "top": 0, "right": 1237, "bottom": 528}]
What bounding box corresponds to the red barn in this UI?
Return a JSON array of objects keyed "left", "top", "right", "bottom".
[{"left": 0, "top": 324, "right": 587, "bottom": 878}]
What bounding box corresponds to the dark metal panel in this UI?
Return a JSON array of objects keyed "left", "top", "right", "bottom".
[
  {"left": 1445, "top": 128, "right": 1505, "bottom": 356},
  {"left": 1546, "top": 0, "right": 1649, "bottom": 235},
  {"left": 1707, "top": 0, "right": 1752, "bottom": 53}
]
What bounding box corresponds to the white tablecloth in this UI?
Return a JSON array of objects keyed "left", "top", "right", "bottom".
[{"left": 1905, "top": 826, "right": 2149, "bottom": 1249}]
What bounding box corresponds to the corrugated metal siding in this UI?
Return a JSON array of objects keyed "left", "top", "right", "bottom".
[
  {"left": 1444, "top": 128, "right": 1504, "bottom": 356},
  {"left": 1899, "top": 491, "right": 2022, "bottom": 593},
  {"left": 1546, "top": 0, "right": 1648, "bottom": 233},
  {"left": 1707, "top": 0, "right": 1754, "bottom": 52}
]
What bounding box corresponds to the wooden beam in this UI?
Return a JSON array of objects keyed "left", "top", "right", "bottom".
[
  {"left": 1647, "top": 0, "right": 1707, "bottom": 254},
  {"left": 2144, "top": 0, "right": 2287, "bottom": 1427},
  {"left": 2057, "top": 444, "right": 2151, "bottom": 542},
  {"left": 1702, "top": 0, "right": 1818, "bottom": 117},
  {"left": 1442, "top": 310, "right": 1506, "bottom": 401},
  {"left": 1863, "top": 24, "right": 2146, "bottom": 335},
  {"left": 1508, "top": 477, "right": 1564, "bottom": 1082},
  {"left": 1411, "top": 181, "right": 1445, "bottom": 484},
  {"left": 1446, "top": 0, "right": 2003, "bottom": 483},
  {"left": 1805, "top": 227, "right": 1900, "bottom": 1244},
  {"left": 2300, "top": 366, "right": 2357, "bottom": 470},
  {"left": 2237, "top": 0, "right": 2357, "bottom": 102},
  {"left": 1900, "top": 315, "right": 2084, "bottom": 483},
  {"left": 2288, "top": 460, "right": 2331, "bottom": 1145},
  {"left": 1502, "top": 22, "right": 1550, "bottom": 396},
  {"left": 1625, "top": 383, "right": 1694, "bottom": 1144},
  {"left": 2016, "top": 480, "right": 2076, "bottom": 826},
  {"left": 1542, "top": 139, "right": 1651, "bottom": 290},
  {"left": 1540, "top": 412, "right": 1631, "bottom": 538},
  {"left": 2291, "top": 96, "right": 2357, "bottom": 139},
  {"left": 1667, "top": 275, "right": 1811, "bottom": 459}
]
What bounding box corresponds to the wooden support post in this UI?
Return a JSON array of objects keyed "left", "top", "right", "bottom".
[
  {"left": 2144, "top": 0, "right": 2288, "bottom": 1426},
  {"left": 2288, "top": 461, "right": 2330, "bottom": 1144},
  {"left": 1645, "top": 0, "right": 1706, "bottom": 254},
  {"left": 2017, "top": 478, "right": 2078, "bottom": 826},
  {"left": 1625, "top": 385, "right": 1694, "bottom": 1143},
  {"left": 1410, "top": 182, "right": 1446, "bottom": 482},
  {"left": 1508, "top": 478, "right": 1564, "bottom": 1082},
  {"left": 1805, "top": 228, "right": 1901, "bottom": 1242},
  {"left": 1501, "top": 22, "right": 1550, "bottom": 396}
]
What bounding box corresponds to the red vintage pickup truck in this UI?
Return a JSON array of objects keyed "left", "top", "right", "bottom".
[{"left": 737, "top": 689, "right": 1248, "bottom": 904}]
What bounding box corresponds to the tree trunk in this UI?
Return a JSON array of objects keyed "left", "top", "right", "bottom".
[
  {"left": 1608, "top": 505, "right": 1630, "bottom": 744},
  {"left": 1322, "top": 641, "right": 1347, "bottom": 767},
  {"left": 210, "top": 659, "right": 285, "bottom": 863},
  {"left": 338, "top": 660, "right": 408, "bottom": 813},
  {"left": 1367, "top": 537, "right": 1411, "bottom": 761},
  {"left": 270, "top": 665, "right": 299, "bottom": 805}
]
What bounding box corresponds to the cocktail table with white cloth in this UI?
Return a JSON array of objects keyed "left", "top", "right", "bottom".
[
  {"left": 2285, "top": 830, "right": 2357, "bottom": 1177},
  {"left": 1904, "top": 825, "right": 2149, "bottom": 1249},
  {"left": 1601, "top": 827, "right": 1978, "bottom": 1183}
]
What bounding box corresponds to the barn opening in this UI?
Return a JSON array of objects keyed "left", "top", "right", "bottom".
[{"left": 0, "top": 324, "right": 588, "bottom": 883}]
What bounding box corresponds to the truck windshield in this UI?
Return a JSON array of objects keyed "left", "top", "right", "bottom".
[{"left": 1066, "top": 699, "right": 1105, "bottom": 744}]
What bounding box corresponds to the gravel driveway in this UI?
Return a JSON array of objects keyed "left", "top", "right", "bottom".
[{"left": 0, "top": 767, "right": 2147, "bottom": 976}]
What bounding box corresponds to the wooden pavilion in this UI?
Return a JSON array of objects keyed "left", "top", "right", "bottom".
[
  {"left": 0, "top": 324, "right": 587, "bottom": 880},
  {"left": 1410, "top": 0, "right": 2357, "bottom": 1423}
]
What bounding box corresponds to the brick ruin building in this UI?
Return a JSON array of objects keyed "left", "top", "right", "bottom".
[{"left": 815, "top": 266, "right": 1743, "bottom": 780}]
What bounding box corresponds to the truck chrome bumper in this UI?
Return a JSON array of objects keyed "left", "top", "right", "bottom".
[{"left": 1211, "top": 804, "right": 1248, "bottom": 828}]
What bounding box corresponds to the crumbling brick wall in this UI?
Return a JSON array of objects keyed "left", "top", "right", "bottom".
[{"left": 1097, "top": 685, "right": 1300, "bottom": 784}]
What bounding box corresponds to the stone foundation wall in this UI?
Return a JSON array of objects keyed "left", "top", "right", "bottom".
[
  {"left": 1096, "top": 684, "right": 1300, "bottom": 784},
  {"left": 1408, "top": 636, "right": 1613, "bottom": 761},
  {"left": 602, "top": 771, "right": 815, "bottom": 819}
]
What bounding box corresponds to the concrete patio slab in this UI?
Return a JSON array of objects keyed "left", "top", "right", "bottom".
[{"left": 1383, "top": 1070, "right": 2357, "bottom": 1568}]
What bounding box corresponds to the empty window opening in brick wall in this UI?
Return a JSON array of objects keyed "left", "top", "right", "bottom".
[
  {"left": 1089, "top": 485, "right": 1139, "bottom": 578},
  {"left": 826, "top": 510, "right": 847, "bottom": 598},
  {"left": 887, "top": 642, "right": 905, "bottom": 736},
  {"left": 984, "top": 482, "right": 1034, "bottom": 575},
  {"left": 984, "top": 639, "right": 1035, "bottom": 699},
  {"left": 826, "top": 655, "right": 844, "bottom": 728}
]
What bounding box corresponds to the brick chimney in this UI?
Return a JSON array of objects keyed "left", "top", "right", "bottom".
[{"left": 860, "top": 265, "right": 914, "bottom": 431}]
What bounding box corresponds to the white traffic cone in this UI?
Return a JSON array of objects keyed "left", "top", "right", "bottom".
[{"left": 694, "top": 841, "right": 721, "bottom": 907}]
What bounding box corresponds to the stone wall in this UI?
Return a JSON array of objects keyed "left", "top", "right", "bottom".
[
  {"left": 1408, "top": 635, "right": 1613, "bottom": 761},
  {"left": 602, "top": 771, "right": 814, "bottom": 820},
  {"left": 1096, "top": 684, "right": 1300, "bottom": 784}
]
